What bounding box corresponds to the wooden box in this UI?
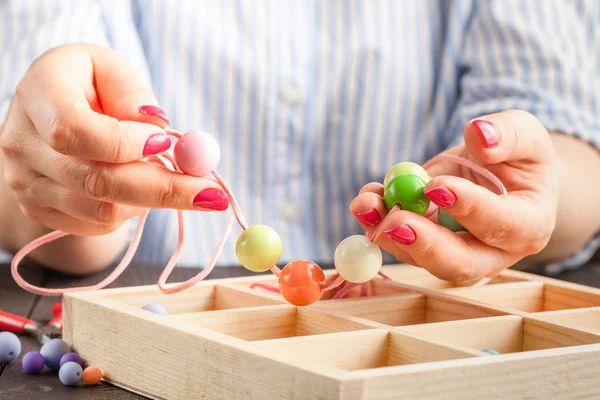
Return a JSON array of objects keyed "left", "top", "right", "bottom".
[{"left": 62, "top": 265, "right": 600, "bottom": 399}]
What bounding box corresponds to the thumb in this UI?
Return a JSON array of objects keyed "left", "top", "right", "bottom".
[
  {"left": 86, "top": 45, "right": 170, "bottom": 128},
  {"left": 464, "top": 109, "right": 555, "bottom": 165}
]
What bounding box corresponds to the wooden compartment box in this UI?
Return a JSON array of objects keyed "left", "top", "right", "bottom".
[{"left": 63, "top": 266, "right": 600, "bottom": 399}]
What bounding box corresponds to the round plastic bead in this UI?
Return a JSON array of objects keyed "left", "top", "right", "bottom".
[
  {"left": 438, "top": 209, "right": 467, "bottom": 232},
  {"left": 142, "top": 303, "right": 168, "bottom": 315},
  {"left": 22, "top": 351, "right": 45, "bottom": 374},
  {"left": 383, "top": 174, "right": 430, "bottom": 214},
  {"left": 482, "top": 349, "right": 500, "bottom": 355},
  {"left": 40, "top": 338, "right": 71, "bottom": 370},
  {"left": 383, "top": 162, "right": 430, "bottom": 188},
  {"left": 278, "top": 260, "right": 325, "bottom": 306},
  {"left": 59, "top": 361, "right": 83, "bottom": 386},
  {"left": 334, "top": 235, "right": 382, "bottom": 283},
  {"left": 0, "top": 332, "right": 21, "bottom": 364},
  {"left": 173, "top": 131, "right": 220, "bottom": 177},
  {"left": 82, "top": 366, "right": 103, "bottom": 385},
  {"left": 236, "top": 225, "right": 283, "bottom": 272},
  {"left": 60, "top": 352, "right": 84, "bottom": 368}
]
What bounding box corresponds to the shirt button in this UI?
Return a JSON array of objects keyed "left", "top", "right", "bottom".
[
  {"left": 279, "top": 83, "right": 303, "bottom": 105},
  {"left": 279, "top": 201, "right": 299, "bottom": 220}
]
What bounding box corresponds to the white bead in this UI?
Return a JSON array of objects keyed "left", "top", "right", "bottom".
[{"left": 334, "top": 235, "right": 382, "bottom": 283}]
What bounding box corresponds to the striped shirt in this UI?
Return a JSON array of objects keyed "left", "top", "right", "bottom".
[{"left": 1, "top": 0, "right": 599, "bottom": 272}]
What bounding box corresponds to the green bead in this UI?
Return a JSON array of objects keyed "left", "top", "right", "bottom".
[
  {"left": 383, "top": 162, "right": 430, "bottom": 188},
  {"left": 236, "top": 225, "right": 283, "bottom": 272},
  {"left": 438, "top": 209, "right": 467, "bottom": 232},
  {"left": 383, "top": 174, "right": 430, "bottom": 215}
]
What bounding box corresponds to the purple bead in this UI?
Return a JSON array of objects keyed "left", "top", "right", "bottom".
[
  {"left": 58, "top": 361, "right": 82, "bottom": 386},
  {"left": 40, "top": 339, "right": 71, "bottom": 370},
  {"left": 142, "top": 303, "right": 168, "bottom": 315},
  {"left": 0, "top": 332, "right": 21, "bottom": 364},
  {"left": 59, "top": 352, "right": 84, "bottom": 368},
  {"left": 22, "top": 351, "right": 45, "bottom": 374}
]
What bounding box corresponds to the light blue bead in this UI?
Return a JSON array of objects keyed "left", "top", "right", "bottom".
[
  {"left": 142, "top": 303, "right": 168, "bottom": 315},
  {"left": 40, "top": 339, "right": 71, "bottom": 370},
  {"left": 0, "top": 332, "right": 21, "bottom": 364},
  {"left": 59, "top": 361, "right": 83, "bottom": 386},
  {"left": 438, "top": 209, "right": 467, "bottom": 232},
  {"left": 482, "top": 348, "right": 500, "bottom": 355}
]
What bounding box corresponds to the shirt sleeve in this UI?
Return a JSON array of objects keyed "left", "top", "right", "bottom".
[
  {"left": 444, "top": 0, "right": 600, "bottom": 273},
  {"left": 0, "top": 0, "right": 150, "bottom": 261}
]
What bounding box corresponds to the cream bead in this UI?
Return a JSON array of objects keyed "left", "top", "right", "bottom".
[{"left": 334, "top": 235, "right": 382, "bottom": 283}]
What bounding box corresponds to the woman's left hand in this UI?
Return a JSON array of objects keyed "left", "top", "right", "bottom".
[{"left": 350, "top": 109, "right": 564, "bottom": 282}]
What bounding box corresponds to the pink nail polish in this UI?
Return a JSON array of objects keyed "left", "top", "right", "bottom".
[
  {"left": 425, "top": 186, "right": 457, "bottom": 208},
  {"left": 139, "top": 105, "right": 170, "bottom": 124},
  {"left": 471, "top": 119, "right": 500, "bottom": 148},
  {"left": 353, "top": 208, "right": 381, "bottom": 226},
  {"left": 384, "top": 225, "right": 416, "bottom": 245},
  {"left": 143, "top": 134, "right": 171, "bottom": 156},
  {"left": 193, "top": 188, "right": 229, "bottom": 211}
]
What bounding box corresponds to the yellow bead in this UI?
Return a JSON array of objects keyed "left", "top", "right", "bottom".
[
  {"left": 383, "top": 162, "right": 430, "bottom": 188},
  {"left": 334, "top": 235, "right": 382, "bottom": 283},
  {"left": 235, "top": 225, "right": 283, "bottom": 272}
]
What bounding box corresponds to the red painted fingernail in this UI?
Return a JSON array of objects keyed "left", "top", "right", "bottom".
[
  {"left": 139, "top": 105, "right": 170, "bottom": 124},
  {"left": 384, "top": 225, "right": 416, "bottom": 245},
  {"left": 471, "top": 119, "right": 500, "bottom": 148},
  {"left": 353, "top": 208, "right": 381, "bottom": 226},
  {"left": 193, "top": 188, "right": 229, "bottom": 211},
  {"left": 143, "top": 134, "right": 171, "bottom": 156},
  {"left": 424, "top": 186, "right": 457, "bottom": 208}
]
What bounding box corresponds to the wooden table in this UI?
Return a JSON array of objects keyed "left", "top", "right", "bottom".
[{"left": 2, "top": 259, "right": 600, "bottom": 399}]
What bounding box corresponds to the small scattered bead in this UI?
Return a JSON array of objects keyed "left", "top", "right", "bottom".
[
  {"left": 438, "top": 209, "right": 467, "bottom": 232},
  {"left": 0, "top": 332, "right": 21, "bottom": 364},
  {"left": 142, "top": 303, "right": 168, "bottom": 315},
  {"left": 40, "top": 338, "right": 71, "bottom": 370},
  {"left": 383, "top": 162, "right": 430, "bottom": 188},
  {"left": 173, "top": 131, "right": 221, "bottom": 177},
  {"left": 236, "top": 225, "right": 283, "bottom": 272},
  {"left": 22, "top": 351, "right": 45, "bottom": 374},
  {"left": 82, "top": 366, "right": 103, "bottom": 385},
  {"left": 60, "top": 352, "right": 84, "bottom": 368},
  {"left": 334, "top": 235, "right": 382, "bottom": 283},
  {"left": 482, "top": 349, "right": 500, "bottom": 355},
  {"left": 59, "top": 361, "right": 83, "bottom": 386},
  {"left": 278, "top": 260, "right": 325, "bottom": 306},
  {"left": 383, "top": 174, "right": 430, "bottom": 214}
]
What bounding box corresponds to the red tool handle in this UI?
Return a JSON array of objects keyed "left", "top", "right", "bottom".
[
  {"left": 0, "top": 310, "right": 35, "bottom": 333},
  {"left": 49, "top": 302, "right": 63, "bottom": 330}
]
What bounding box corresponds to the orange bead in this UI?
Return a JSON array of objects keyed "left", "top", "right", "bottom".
[
  {"left": 278, "top": 260, "right": 325, "bottom": 306},
  {"left": 82, "top": 366, "right": 103, "bottom": 385}
]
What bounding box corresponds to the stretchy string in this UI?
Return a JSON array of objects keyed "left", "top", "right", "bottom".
[{"left": 11, "top": 143, "right": 506, "bottom": 298}]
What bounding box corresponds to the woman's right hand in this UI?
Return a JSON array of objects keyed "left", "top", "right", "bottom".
[{"left": 0, "top": 44, "right": 228, "bottom": 238}]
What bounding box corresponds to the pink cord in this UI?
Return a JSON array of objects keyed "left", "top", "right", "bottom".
[{"left": 11, "top": 134, "right": 507, "bottom": 299}]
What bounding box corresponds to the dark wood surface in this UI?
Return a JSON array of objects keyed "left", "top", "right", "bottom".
[{"left": 1, "top": 258, "right": 600, "bottom": 399}]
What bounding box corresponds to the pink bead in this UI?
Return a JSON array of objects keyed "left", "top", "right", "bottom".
[{"left": 174, "top": 131, "right": 220, "bottom": 177}]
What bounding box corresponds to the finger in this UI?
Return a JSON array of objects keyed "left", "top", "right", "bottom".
[
  {"left": 465, "top": 109, "right": 555, "bottom": 165},
  {"left": 26, "top": 176, "right": 146, "bottom": 225},
  {"left": 424, "top": 175, "right": 554, "bottom": 255},
  {"left": 18, "top": 204, "right": 124, "bottom": 236},
  {"left": 348, "top": 193, "right": 417, "bottom": 266},
  {"left": 30, "top": 152, "right": 229, "bottom": 211},
  {"left": 359, "top": 182, "right": 384, "bottom": 196},
  {"left": 378, "top": 209, "right": 508, "bottom": 282},
  {"left": 18, "top": 45, "right": 170, "bottom": 162}
]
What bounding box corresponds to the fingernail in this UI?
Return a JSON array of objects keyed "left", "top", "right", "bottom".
[
  {"left": 353, "top": 208, "right": 381, "bottom": 226},
  {"left": 193, "top": 188, "right": 229, "bottom": 211},
  {"left": 471, "top": 119, "right": 500, "bottom": 148},
  {"left": 384, "top": 225, "right": 416, "bottom": 245},
  {"left": 143, "top": 134, "right": 171, "bottom": 156},
  {"left": 424, "top": 186, "right": 457, "bottom": 208},
  {"left": 139, "top": 105, "right": 170, "bottom": 124}
]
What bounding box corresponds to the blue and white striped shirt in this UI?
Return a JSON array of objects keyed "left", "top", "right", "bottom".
[{"left": 1, "top": 0, "right": 599, "bottom": 271}]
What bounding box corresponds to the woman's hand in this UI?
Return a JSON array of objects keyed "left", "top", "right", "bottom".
[
  {"left": 350, "top": 110, "right": 564, "bottom": 282},
  {"left": 0, "top": 44, "right": 228, "bottom": 238}
]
